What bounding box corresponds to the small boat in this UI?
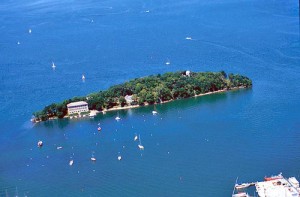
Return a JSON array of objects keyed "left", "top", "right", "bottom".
[
  {"left": 185, "top": 37, "right": 192, "bottom": 40},
  {"left": 17, "top": 41, "right": 20, "bottom": 45},
  {"left": 264, "top": 173, "right": 283, "bottom": 181},
  {"left": 91, "top": 157, "right": 96, "bottom": 162},
  {"left": 82, "top": 74, "right": 85, "bottom": 81},
  {"left": 97, "top": 127, "right": 101, "bottom": 131},
  {"left": 138, "top": 144, "right": 144, "bottom": 150},
  {"left": 57, "top": 146, "right": 63, "bottom": 150},
  {"left": 165, "top": 61, "right": 170, "bottom": 65},
  {"left": 118, "top": 156, "right": 122, "bottom": 161},
  {"left": 52, "top": 62, "right": 56, "bottom": 69},
  {"left": 134, "top": 135, "right": 138, "bottom": 141},
  {"left": 152, "top": 110, "right": 158, "bottom": 115},
  {"left": 232, "top": 192, "right": 250, "bottom": 197},
  {"left": 28, "top": 29, "right": 32, "bottom": 34},
  {"left": 37, "top": 140, "right": 43, "bottom": 147},
  {"left": 145, "top": 10, "right": 150, "bottom": 13},
  {"left": 138, "top": 134, "right": 144, "bottom": 150},
  {"left": 69, "top": 160, "right": 74, "bottom": 166},
  {"left": 115, "top": 116, "right": 121, "bottom": 121},
  {"left": 235, "top": 183, "right": 251, "bottom": 190}
]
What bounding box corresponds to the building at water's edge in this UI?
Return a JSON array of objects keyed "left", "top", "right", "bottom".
[{"left": 67, "top": 101, "right": 89, "bottom": 115}]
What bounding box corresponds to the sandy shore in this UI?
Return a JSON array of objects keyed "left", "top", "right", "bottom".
[{"left": 95, "top": 86, "right": 246, "bottom": 114}]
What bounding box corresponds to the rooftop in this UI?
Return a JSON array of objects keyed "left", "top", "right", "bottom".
[{"left": 67, "top": 101, "right": 88, "bottom": 107}]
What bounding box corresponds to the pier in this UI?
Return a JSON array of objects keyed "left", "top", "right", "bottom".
[{"left": 232, "top": 173, "right": 300, "bottom": 197}]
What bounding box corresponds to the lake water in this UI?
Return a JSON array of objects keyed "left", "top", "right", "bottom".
[{"left": 0, "top": 0, "right": 299, "bottom": 196}]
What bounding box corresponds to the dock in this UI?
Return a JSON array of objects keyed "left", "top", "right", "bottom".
[{"left": 232, "top": 173, "right": 300, "bottom": 197}]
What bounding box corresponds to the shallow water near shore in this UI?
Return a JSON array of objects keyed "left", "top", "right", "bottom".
[{"left": 0, "top": 0, "right": 300, "bottom": 196}]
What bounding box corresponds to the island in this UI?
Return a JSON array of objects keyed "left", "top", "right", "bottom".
[{"left": 32, "top": 71, "right": 252, "bottom": 122}]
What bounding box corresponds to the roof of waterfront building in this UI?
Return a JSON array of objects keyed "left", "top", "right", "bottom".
[{"left": 67, "top": 101, "right": 88, "bottom": 107}]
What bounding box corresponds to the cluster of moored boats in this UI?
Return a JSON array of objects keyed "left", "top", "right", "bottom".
[
  {"left": 37, "top": 111, "right": 158, "bottom": 167},
  {"left": 233, "top": 173, "right": 300, "bottom": 197}
]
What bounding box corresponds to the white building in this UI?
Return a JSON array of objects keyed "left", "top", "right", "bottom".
[
  {"left": 125, "top": 95, "right": 133, "bottom": 104},
  {"left": 67, "top": 101, "right": 89, "bottom": 115}
]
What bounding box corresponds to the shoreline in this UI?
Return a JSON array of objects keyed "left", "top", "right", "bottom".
[
  {"left": 32, "top": 86, "right": 248, "bottom": 123},
  {"left": 100, "top": 86, "right": 246, "bottom": 114}
]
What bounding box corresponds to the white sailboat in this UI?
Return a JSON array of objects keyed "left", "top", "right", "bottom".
[
  {"left": 165, "top": 59, "right": 171, "bottom": 65},
  {"left": 69, "top": 160, "right": 74, "bottom": 166},
  {"left": 115, "top": 112, "right": 121, "bottom": 121},
  {"left": 138, "top": 134, "right": 144, "bottom": 150},
  {"left": 117, "top": 153, "right": 122, "bottom": 161},
  {"left": 91, "top": 152, "right": 96, "bottom": 162},
  {"left": 52, "top": 62, "right": 56, "bottom": 69},
  {"left": 37, "top": 140, "right": 43, "bottom": 147},
  {"left": 134, "top": 134, "right": 138, "bottom": 141}
]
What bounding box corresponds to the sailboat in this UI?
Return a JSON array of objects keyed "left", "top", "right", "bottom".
[
  {"left": 37, "top": 140, "right": 43, "bottom": 147},
  {"left": 134, "top": 134, "right": 138, "bottom": 141},
  {"left": 152, "top": 105, "right": 158, "bottom": 115},
  {"left": 117, "top": 152, "right": 122, "bottom": 160},
  {"left": 69, "top": 160, "right": 74, "bottom": 166},
  {"left": 138, "top": 134, "right": 144, "bottom": 150},
  {"left": 165, "top": 59, "right": 171, "bottom": 65},
  {"left": 15, "top": 187, "right": 19, "bottom": 197},
  {"left": 115, "top": 112, "right": 121, "bottom": 121},
  {"left": 52, "top": 62, "right": 56, "bottom": 69},
  {"left": 91, "top": 152, "right": 96, "bottom": 162}
]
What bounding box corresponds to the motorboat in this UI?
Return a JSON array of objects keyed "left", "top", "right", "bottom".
[
  {"left": 82, "top": 74, "right": 85, "bottom": 81},
  {"left": 185, "top": 37, "right": 192, "bottom": 40},
  {"left": 57, "top": 146, "right": 63, "bottom": 150},
  {"left": 115, "top": 116, "right": 121, "bottom": 121},
  {"left": 118, "top": 156, "right": 122, "bottom": 161},
  {"left": 232, "top": 192, "right": 250, "bottom": 197},
  {"left": 134, "top": 135, "right": 138, "bottom": 141},
  {"left": 52, "top": 62, "right": 56, "bottom": 69},
  {"left": 97, "top": 127, "right": 101, "bottom": 131},
  {"left": 235, "top": 183, "right": 251, "bottom": 190},
  {"left": 264, "top": 173, "right": 283, "bottom": 181},
  {"left": 91, "top": 157, "right": 96, "bottom": 162}
]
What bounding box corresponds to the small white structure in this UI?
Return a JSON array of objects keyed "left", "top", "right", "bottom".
[
  {"left": 125, "top": 95, "right": 133, "bottom": 104},
  {"left": 186, "top": 70, "right": 191, "bottom": 77},
  {"left": 67, "top": 101, "right": 89, "bottom": 115}
]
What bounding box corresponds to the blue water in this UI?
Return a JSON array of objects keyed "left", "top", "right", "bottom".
[{"left": 0, "top": 0, "right": 299, "bottom": 196}]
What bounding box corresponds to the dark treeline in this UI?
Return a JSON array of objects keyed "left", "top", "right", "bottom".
[{"left": 33, "top": 71, "right": 252, "bottom": 121}]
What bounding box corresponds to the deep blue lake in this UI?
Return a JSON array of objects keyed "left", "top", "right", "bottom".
[{"left": 0, "top": 0, "right": 299, "bottom": 196}]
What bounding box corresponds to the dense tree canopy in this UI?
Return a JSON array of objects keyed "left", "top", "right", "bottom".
[{"left": 33, "top": 71, "right": 252, "bottom": 121}]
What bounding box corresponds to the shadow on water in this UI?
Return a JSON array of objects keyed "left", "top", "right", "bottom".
[{"left": 38, "top": 88, "right": 252, "bottom": 129}]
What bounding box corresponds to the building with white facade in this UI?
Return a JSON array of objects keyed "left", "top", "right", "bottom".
[{"left": 67, "top": 101, "right": 89, "bottom": 115}]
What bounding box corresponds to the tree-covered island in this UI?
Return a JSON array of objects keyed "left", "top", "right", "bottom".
[{"left": 33, "top": 71, "right": 252, "bottom": 122}]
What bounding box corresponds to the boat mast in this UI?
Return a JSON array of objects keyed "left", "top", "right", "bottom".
[{"left": 232, "top": 177, "right": 238, "bottom": 196}]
